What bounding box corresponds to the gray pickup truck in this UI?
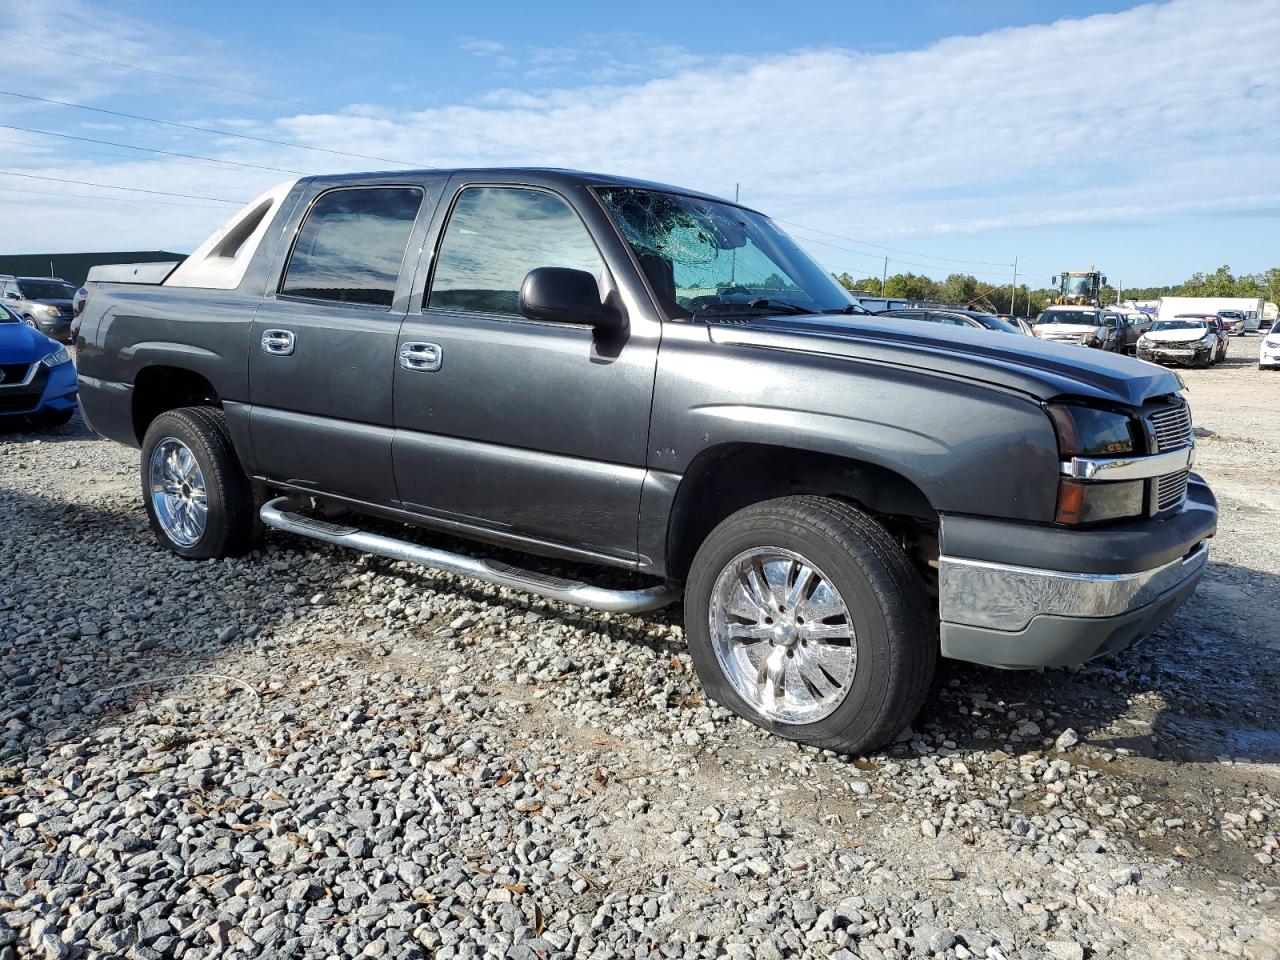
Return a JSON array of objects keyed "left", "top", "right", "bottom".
[{"left": 76, "top": 168, "right": 1216, "bottom": 754}]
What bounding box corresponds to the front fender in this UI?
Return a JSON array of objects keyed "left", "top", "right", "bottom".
[{"left": 649, "top": 331, "right": 1061, "bottom": 522}]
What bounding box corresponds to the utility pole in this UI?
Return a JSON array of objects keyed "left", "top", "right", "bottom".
[
  {"left": 1010, "top": 255, "right": 1018, "bottom": 316},
  {"left": 881, "top": 256, "right": 889, "bottom": 294},
  {"left": 734, "top": 182, "right": 740, "bottom": 203}
]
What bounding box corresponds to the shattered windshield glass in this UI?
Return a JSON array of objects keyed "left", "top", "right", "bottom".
[{"left": 597, "top": 187, "right": 854, "bottom": 319}]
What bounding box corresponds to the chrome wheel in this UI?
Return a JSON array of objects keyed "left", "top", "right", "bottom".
[
  {"left": 148, "top": 437, "right": 208, "bottom": 547},
  {"left": 709, "top": 547, "right": 855, "bottom": 724}
]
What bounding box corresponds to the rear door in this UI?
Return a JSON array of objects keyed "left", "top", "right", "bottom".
[
  {"left": 391, "top": 177, "right": 661, "bottom": 564},
  {"left": 248, "top": 182, "right": 435, "bottom": 506}
]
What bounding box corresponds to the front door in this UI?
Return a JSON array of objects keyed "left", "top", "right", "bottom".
[
  {"left": 249, "top": 184, "right": 426, "bottom": 506},
  {"left": 392, "top": 180, "right": 660, "bottom": 563}
]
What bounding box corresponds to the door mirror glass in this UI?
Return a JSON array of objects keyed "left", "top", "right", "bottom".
[{"left": 519, "top": 267, "right": 623, "bottom": 332}]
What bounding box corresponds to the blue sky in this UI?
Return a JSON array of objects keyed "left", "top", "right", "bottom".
[{"left": 2, "top": 0, "right": 1278, "bottom": 288}]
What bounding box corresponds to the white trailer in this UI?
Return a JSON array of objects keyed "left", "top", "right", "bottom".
[{"left": 1157, "top": 296, "right": 1267, "bottom": 333}]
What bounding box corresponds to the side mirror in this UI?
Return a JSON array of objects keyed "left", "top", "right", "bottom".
[
  {"left": 1050, "top": 276, "right": 1057, "bottom": 286},
  {"left": 519, "top": 267, "right": 624, "bottom": 333}
]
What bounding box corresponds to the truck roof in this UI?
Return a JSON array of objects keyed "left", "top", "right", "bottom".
[{"left": 307, "top": 167, "right": 751, "bottom": 212}]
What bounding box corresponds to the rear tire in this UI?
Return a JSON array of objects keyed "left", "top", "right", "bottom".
[
  {"left": 140, "top": 407, "right": 255, "bottom": 560},
  {"left": 684, "top": 496, "right": 936, "bottom": 755}
]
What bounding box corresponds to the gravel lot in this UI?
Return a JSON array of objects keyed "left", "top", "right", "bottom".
[{"left": 2, "top": 338, "right": 1278, "bottom": 960}]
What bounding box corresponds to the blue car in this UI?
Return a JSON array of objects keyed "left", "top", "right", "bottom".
[{"left": 0, "top": 300, "right": 77, "bottom": 427}]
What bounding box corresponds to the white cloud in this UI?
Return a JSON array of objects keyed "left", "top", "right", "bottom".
[{"left": 2, "top": 0, "right": 1279, "bottom": 278}]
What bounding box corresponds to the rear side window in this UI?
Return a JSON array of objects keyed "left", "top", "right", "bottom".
[
  {"left": 428, "top": 187, "right": 603, "bottom": 317},
  {"left": 281, "top": 187, "right": 422, "bottom": 307}
]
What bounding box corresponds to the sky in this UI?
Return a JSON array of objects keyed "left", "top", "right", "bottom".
[{"left": 1, "top": 0, "right": 1278, "bottom": 288}]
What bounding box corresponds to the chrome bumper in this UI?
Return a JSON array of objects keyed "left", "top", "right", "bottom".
[{"left": 938, "top": 541, "right": 1208, "bottom": 633}]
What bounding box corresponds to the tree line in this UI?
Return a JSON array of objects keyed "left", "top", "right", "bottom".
[{"left": 835, "top": 265, "right": 1280, "bottom": 317}]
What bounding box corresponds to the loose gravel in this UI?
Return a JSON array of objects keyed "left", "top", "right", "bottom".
[{"left": 2, "top": 339, "right": 1278, "bottom": 959}]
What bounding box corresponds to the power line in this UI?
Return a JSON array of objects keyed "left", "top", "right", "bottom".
[
  {"left": 4, "top": 39, "right": 309, "bottom": 107},
  {"left": 803, "top": 234, "right": 1016, "bottom": 279},
  {"left": 0, "top": 90, "right": 433, "bottom": 169},
  {"left": 779, "top": 217, "right": 1014, "bottom": 269},
  {"left": 0, "top": 186, "right": 232, "bottom": 209},
  {"left": 3, "top": 45, "right": 1026, "bottom": 271},
  {"left": 0, "top": 170, "right": 246, "bottom": 203},
  {"left": 0, "top": 123, "right": 306, "bottom": 175},
  {"left": 3, "top": 37, "right": 564, "bottom": 160}
]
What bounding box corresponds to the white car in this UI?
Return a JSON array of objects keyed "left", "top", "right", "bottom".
[
  {"left": 1136, "top": 317, "right": 1221, "bottom": 368},
  {"left": 1032, "top": 307, "right": 1121, "bottom": 351},
  {"left": 1260, "top": 320, "right": 1280, "bottom": 369}
]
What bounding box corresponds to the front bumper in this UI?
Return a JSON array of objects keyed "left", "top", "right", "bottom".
[
  {"left": 1137, "top": 343, "right": 1212, "bottom": 366},
  {"left": 937, "top": 478, "right": 1216, "bottom": 669},
  {"left": 32, "top": 315, "right": 73, "bottom": 342},
  {"left": 0, "top": 360, "right": 77, "bottom": 418},
  {"left": 1260, "top": 345, "right": 1280, "bottom": 368}
]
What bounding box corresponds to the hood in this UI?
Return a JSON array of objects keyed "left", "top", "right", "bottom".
[
  {"left": 706, "top": 314, "right": 1181, "bottom": 408},
  {"left": 1143, "top": 328, "right": 1211, "bottom": 344},
  {"left": 1034, "top": 323, "right": 1100, "bottom": 338},
  {"left": 0, "top": 321, "right": 58, "bottom": 362}
]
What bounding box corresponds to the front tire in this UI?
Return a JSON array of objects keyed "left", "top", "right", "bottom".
[
  {"left": 684, "top": 496, "right": 936, "bottom": 755},
  {"left": 140, "top": 407, "right": 254, "bottom": 560}
]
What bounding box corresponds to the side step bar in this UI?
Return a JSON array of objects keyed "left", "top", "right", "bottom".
[{"left": 259, "top": 497, "right": 682, "bottom": 614}]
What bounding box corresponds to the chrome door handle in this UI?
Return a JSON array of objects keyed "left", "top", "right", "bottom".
[
  {"left": 399, "top": 341, "right": 442, "bottom": 372},
  {"left": 261, "top": 329, "right": 295, "bottom": 356}
]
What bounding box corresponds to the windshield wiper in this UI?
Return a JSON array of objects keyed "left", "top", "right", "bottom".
[
  {"left": 746, "top": 298, "right": 816, "bottom": 315},
  {"left": 821, "top": 304, "right": 869, "bottom": 315}
]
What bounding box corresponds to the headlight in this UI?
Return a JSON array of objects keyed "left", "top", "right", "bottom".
[
  {"left": 1046, "top": 404, "right": 1144, "bottom": 525},
  {"left": 1200, "top": 334, "right": 1215, "bottom": 346},
  {"left": 1265, "top": 338, "right": 1280, "bottom": 348},
  {"left": 41, "top": 345, "right": 71, "bottom": 368},
  {"left": 38, "top": 303, "right": 62, "bottom": 315}
]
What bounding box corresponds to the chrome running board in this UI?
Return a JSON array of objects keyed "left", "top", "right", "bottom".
[{"left": 259, "top": 497, "right": 682, "bottom": 614}]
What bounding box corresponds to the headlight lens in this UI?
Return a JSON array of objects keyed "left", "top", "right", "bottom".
[
  {"left": 1265, "top": 338, "right": 1280, "bottom": 348},
  {"left": 38, "top": 303, "right": 61, "bottom": 315},
  {"left": 1046, "top": 404, "right": 1144, "bottom": 525},
  {"left": 1046, "top": 404, "right": 1138, "bottom": 458},
  {"left": 41, "top": 345, "right": 71, "bottom": 368}
]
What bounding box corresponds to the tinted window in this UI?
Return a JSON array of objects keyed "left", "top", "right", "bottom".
[
  {"left": 16, "top": 280, "right": 74, "bottom": 300},
  {"left": 281, "top": 187, "right": 422, "bottom": 307},
  {"left": 429, "top": 187, "right": 603, "bottom": 316}
]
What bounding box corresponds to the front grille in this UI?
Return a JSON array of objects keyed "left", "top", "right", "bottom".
[
  {"left": 0, "top": 393, "right": 40, "bottom": 413},
  {"left": 0, "top": 362, "right": 32, "bottom": 384},
  {"left": 1156, "top": 470, "right": 1189, "bottom": 512},
  {"left": 1148, "top": 401, "right": 1192, "bottom": 452}
]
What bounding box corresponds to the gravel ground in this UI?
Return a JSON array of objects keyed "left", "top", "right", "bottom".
[{"left": 2, "top": 338, "right": 1278, "bottom": 960}]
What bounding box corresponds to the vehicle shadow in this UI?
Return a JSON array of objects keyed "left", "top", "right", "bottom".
[
  {"left": 913, "top": 559, "right": 1280, "bottom": 765},
  {"left": 0, "top": 408, "right": 99, "bottom": 445}
]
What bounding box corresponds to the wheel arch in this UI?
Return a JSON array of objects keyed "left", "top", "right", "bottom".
[
  {"left": 663, "top": 442, "right": 939, "bottom": 582},
  {"left": 131, "top": 365, "right": 221, "bottom": 443}
]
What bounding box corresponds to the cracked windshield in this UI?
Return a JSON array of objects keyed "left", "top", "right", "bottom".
[{"left": 599, "top": 187, "right": 856, "bottom": 319}]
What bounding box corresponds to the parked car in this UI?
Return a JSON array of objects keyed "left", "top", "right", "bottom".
[
  {"left": 0, "top": 275, "right": 77, "bottom": 342},
  {"left": 0, "top": 300, "right": 77, "bottom": 426},
  {"left": 877, "top": 307, "right": 1028, "bottom": 335},
  {"left": 1136, "top": 316, "right": 1223, "bottom": 367},
  {"left": 1259, "top": 319, "right": 1280, "bottom": 369},
  {"left": 1216, "top": 309, "right": 1247, "bottom": 336},
  {"left": 996, "top": 313, "right": 1036, "bottom": 335},
  {"left": 1108, "top": 310, "right": 1152, "bottom": 355},
  {"left": 1032, "top": 306, "right": 1124, "bottom": 351},
  {"left": 76, "top": 168, "right": 1215, "bottom": 755}
]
